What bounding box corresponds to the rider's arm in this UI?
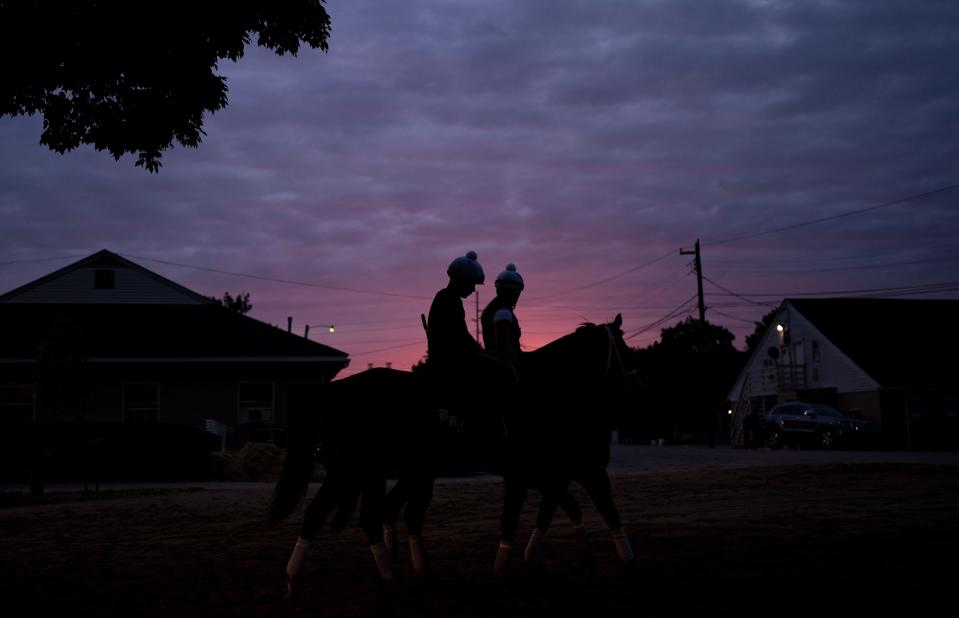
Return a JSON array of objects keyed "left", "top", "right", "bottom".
[{"left": 492, "top": 308, "right": 517, "bottom": 363}]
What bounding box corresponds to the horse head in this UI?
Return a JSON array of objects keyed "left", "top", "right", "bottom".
[
  {"left": 537, "top": 313, "right": 637, "bottom": 391},
  {"left": 598, "top": 313, "right": 640, "bottom": 389}
]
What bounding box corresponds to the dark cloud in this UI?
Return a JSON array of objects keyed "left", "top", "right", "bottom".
[{"left": 2, "top": 0, "right": 958, "bottom": 372}]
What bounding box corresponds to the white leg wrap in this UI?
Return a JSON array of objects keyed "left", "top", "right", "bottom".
[
  {"left": 371, "top": 542, "right": 394, "bottom": 580},
  {"left": 383, "top": 523, "right": 397, "bottom": 555},
  {"left": 611, "top": 528, "right": 635, "bottom": 563},
  {"left": 286, "top": 537, "right": 311, "bottom": 581},
  {"left": 409, "top": 534, "right": 427, "bottom": 576},
  {"left": 524, "top": 528, "right": 544, "bottom": 563},
  {"left": 494, "top": 541, "right": 511, "bottom": 577}
]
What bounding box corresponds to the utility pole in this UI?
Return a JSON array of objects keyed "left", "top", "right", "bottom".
[
  {"left": 680, "top": 239, "right": 715, "bottom": 447},
  {"left": 680, "top": 239, "right": 706, "bottom": 322},
  {"left": 475, "top": 290, "right": 481, "bottom": 343}
]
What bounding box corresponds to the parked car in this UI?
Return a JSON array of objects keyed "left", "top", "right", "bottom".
[{"left": 764, "top": 402, "right": 879, "bottom": 450}]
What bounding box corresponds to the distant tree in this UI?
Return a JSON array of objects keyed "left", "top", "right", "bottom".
[
  {"left": 655, "top": 316, "right": 737, "bottom": 355},
  {"left": 411, "top": 354, "right": 429, "bottom": 374},
  {"left": 212, "top": 292, "right": 252, "bottom": 314},
  {"left": 744, "top": 308, "right": 780, "bottom": 355},
  {"left": 627, "top": 318, "right": 746, "bottom": 445},
  {"left": 0, "top": 1, "right": 331, "bottom": 172}
]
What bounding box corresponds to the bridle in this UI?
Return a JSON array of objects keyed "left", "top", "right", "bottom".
[{"left": 604, "top": 325, "right": 637, "bottom": 383}]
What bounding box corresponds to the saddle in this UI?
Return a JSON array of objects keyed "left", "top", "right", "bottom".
[{"left": 419, "top": 313, "right": 467, "bottom": 435}]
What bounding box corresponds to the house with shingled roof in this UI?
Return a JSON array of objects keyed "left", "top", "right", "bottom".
[
  {"left": 0, "top": 250, "right": 349, "bottom": 448},
  {"left": 728, "top": 298, "right": 959, "bottom": 450}
]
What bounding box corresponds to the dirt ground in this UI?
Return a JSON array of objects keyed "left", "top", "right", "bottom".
[{"left": 3, "top": 462, "right": 958, "bottom": 618}]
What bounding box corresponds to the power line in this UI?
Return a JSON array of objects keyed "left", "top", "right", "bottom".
[
  {"left": 704, "top": 182, "right": 959, "bottom": 246},
  {"left": 708, "top": 252, "right": 959, "bottom": 275},
  {"left": 705, "top": 279, "right": 959, "bottom": 298},
  {"left": 702, "top": 275, "right": 776, "bottom": 307},
  {"left": 624, "top": 294, "right": 698, "bottom": 341},
  {"left": 524, "top": 249, "right": 676, "bottom": 302},
  {"left": 122, "top": 254, "right": 431, "bottom": 301},
  {"left": 347, "top": 339, "right": 426, "bottom": 358},
  {"left": 709, "top": 246, "right": 959, "bottom": 267},
  {"left": 0, "top": 254, "right": 85, "bottom": 267},
  {"left": 710, "top": 309, "right": 763, "bottom": 325}
]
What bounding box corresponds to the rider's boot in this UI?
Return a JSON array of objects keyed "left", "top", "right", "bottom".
[
  {"left": 610, "top": 527, "right": 635, "bottom": 564},
  {"left": 493, "top": 540, "right": 512, "bottom": 579},
  {"left": 409, "top": 534, "right": 429, "bottom": 576},
  {"left": 370, "top": 542, "right": 395, "bottom": 581},
  {"left": 523, "top": 528, "right": 544, "bottom": 564},
  {"left": 285, "top": 537, "right": 311, "bottom": 599}
]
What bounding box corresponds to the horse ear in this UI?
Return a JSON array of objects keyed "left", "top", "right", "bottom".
[{"left": 612, "top": 313, "right": 622, "bottom": 329}]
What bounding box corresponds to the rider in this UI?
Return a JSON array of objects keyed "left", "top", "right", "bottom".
[
  {"left": 383, "top": 251, "right": 515, "bottom": 575},
  {"left": 480, "top": 263, "right": 523, "bottom": 363},
  {"left": 427, "top": 250, "right": 487, "bottom": 367},
  {"left": 427, "top": 251, "right": 517, "bottom": 391}
]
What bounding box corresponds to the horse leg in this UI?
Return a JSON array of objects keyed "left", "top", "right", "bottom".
[
  {"left": 553, "top": 488, "right": 594, "bottom": 576},
  {"left": 359, "top": 475, "right": 393, "bottom": 581},
  {"left": 402, "top": 471, "right": 435, "bottom": 576},
  {"left": 577, "top": 468, "right": 634, "bottom": 564},
  {"left": 496, "top": 474, "right": 528, "bottom": 578},
  {"left": 382, "top": 478, "right": 408, "bottom": 555},
  {"left": 285, "top": 477, "right": 343, "bottom": 599},
  {"left": 523, "top": 483, "right": 564, "bottom": 564}
]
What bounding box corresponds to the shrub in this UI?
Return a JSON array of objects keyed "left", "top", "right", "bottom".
[{"left": 208, "top": 443, "right": 324, "bottom": 482}]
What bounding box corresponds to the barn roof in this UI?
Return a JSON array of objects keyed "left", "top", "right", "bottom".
[{"left": 788, "top": 297, "right": 959, "bottom": 389}]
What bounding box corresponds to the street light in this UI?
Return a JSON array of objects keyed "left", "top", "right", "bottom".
[{"left": 307, "top": 323, "right": 336, "bottom": 334}]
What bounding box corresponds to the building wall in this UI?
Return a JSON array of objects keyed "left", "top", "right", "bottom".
[
  {"left": 26, "top": 361, "right": 342, "bottom": 447},
  {"left": 729, "top": 302, "right": 880, "bottom": 403},
  {"left": 837, "top": 390, "right": 882, "bottom": 424},
  {"left": 783, "top": 304, "right": 880, "bottom": 394}
]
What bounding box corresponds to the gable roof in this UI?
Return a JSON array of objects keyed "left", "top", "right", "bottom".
[
  {"left": 0, "top": 250, "right": 349, "bottom": 363},
  {"left": 0, "top": 250, "right": 213, "bottom": 304},
  {"left": 0, "top": 303, "right": 349, "bottom": 362},
  {"left": 788, "top": 298, "right": 959, "bottom": 389}
]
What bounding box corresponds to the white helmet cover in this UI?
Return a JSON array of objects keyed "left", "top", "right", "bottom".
[
  {"left": 447, "top": 250, "right": 485, "bottom": 284},
  {"left": 495, "top": 263, "right": 524, "bottom": 290}
]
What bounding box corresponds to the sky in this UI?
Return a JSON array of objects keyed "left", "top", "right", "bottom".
[{"left": 2, "top": 0, "right": 958, "bottom": 378}]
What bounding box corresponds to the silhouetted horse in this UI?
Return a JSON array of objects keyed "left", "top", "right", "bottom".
[
  {"left": 491, "top": 314, "right": 639, "bottom": 575},
  {"left": 267, "top": 367, "right": 440, "bottom": 595},
  {"left": 268, "top": 315, "right": 637, "bottom": 594}
]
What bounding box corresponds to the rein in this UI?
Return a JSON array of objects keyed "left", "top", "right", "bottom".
[{"left": 604, "top": 325, "right": 636, "bottom": 383}]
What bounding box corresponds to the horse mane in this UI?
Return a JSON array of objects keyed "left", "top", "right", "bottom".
[{"left": 529, "top": 322, "right": 602, "bottom": 359}]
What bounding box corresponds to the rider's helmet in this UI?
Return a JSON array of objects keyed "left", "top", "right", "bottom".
[
  {"left": 494, "top": 263, "right": 524, "bottom": 291},
  {"left": 447, "top": 250, "right": 485, "bottom": 284}
]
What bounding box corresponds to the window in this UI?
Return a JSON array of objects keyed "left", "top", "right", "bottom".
[
  {"left": 238, "top": 382, "right": 274, "bottom": 424},
  {"left": 812, "top": 340, "right": 821, "bottom": 362},
  {"left": 123, "top": 383, "right": 158, "bottom": 422},
  {"left": 94, "top": 269, "right": 115, "bottom": 289},
  {"left": 0, "top": 384, "right": 35, "bottom": 421}
]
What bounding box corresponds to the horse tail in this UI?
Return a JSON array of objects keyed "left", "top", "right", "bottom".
[
  {"left": 267, "top": 386, "right": 325, "bottom": 525},
  {"left": 267, "top": 432, "right": 316, "bottom": 525}
]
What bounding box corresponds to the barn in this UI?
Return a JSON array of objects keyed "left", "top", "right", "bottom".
[{"left": 728, "top": 298, "right": 959, "bottom": 450}]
